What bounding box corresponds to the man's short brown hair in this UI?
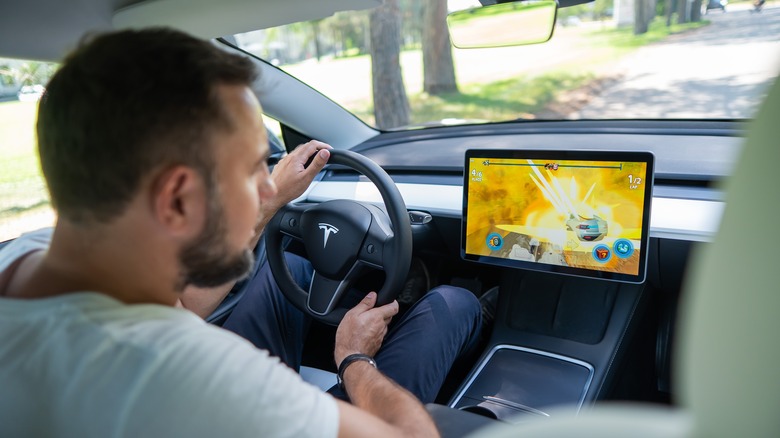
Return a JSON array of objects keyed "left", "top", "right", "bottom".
[{"left": 37, "top": 28, "right": 257, "bottom": 223}]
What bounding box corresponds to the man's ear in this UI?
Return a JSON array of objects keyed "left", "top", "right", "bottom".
[{"left": 150, "top": 165, "right": 208, "bottom": 237}]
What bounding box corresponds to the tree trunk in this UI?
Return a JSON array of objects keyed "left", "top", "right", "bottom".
[
  {"left": 369, "top": 0, "right": 410, "bottom": 129},
  {"left": 634, "top": 0, "right": 649, "bottom": 34},
  {"left": 635, "top": 0, "right": 657, "bottom": 34},
  {"left": 422, "top": 0, "right": 458, "bottom": 95},
  {"left": 311, "top": 20, "right": 323, "bottom": 62},
  {"left": 665, "top": 0, "right": 674, "bottom": 26},
  {"left": 678, "top": 0, "right": 690, "bottom": 23},
  {"left": 647, "top": 0, "right": 657, "bottom": 28},
  {"left": 690, "top": 0, "right": 703, "bottom": 21}
]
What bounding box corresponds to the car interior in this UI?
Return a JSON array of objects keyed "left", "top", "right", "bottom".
[{"left": 0, "top": 0, "right": 778, "bottom": 436}]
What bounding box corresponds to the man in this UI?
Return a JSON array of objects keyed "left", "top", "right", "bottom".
[
  {"left": 3, "top": 150, "right": 481, "bottom": 404},
  {"left": 0, "top": 28, "right": 479, "bottom": 437}
]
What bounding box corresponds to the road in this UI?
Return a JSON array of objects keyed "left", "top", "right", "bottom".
[{"left": 574, "top": 5, "right": 780, "bottom": 119}]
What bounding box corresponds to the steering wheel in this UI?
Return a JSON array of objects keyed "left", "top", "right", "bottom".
[{"left": 265, "top": 149, "right": 412, "bottom": 326}]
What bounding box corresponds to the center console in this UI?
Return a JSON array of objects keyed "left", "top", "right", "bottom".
[
  {"left": 449, "top": 268, "right": 650, "bottom": 422},
  {"left": 452, "top": 149, "right": 655, "bottom": 422}
]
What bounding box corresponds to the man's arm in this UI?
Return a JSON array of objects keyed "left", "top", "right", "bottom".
[
  {"left": 335, "top": 365, "right": 440, "bottom": 438},
  {"left": 251, "top": 140, "right": 331, "bottom": 247},
  {"left": 334, "top": 292, "right": 440, "bottom": 438}
]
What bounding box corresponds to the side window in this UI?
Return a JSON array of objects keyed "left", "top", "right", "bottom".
[
  {"left": 0, "top": 58, "right": 57, "bottom": 242},
  {"left": 263, "top": 114, "right": 287, "bottom": 162},
  {"left": 0, "top": 66, "right": 287, "bottom": 242}
]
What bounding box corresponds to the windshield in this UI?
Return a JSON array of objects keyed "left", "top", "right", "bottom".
[{"left": 233, "top": 0, "right": 780, "bottom": 130}]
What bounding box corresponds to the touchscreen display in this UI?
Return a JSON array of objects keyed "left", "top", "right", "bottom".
[{"left": 462, "top": 150, "right": 654, "bottom": 283}]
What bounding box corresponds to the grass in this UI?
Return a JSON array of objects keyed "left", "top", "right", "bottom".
[
  {"left": 0, "top": 100, "right": 50, "bottom": 217},
  {"left": 350, "top": 71, "right": 594, "bottom": 126},
  {"left": 0, "top": 100, "right": 54, "bottom": 241},
  {"left": 411, "top": 72, "right": 594, "bottom": 124},
  {"left": 353, "top": 72, "right": 594, "bottom": 126}
]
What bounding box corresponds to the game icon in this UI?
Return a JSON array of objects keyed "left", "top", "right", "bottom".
[{"left": 593, "top": 245, "right": 611, "bottom": 263}]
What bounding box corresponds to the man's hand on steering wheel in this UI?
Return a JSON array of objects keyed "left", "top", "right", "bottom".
[
  {"left": 253, "top": 141, "right": 332, "bottom": 246},
  {"left": 269, "top": 141, "right": 331, "bottom": 209},
  {"left": 335, "top": 292, "right": 399, "bottom": 366}
]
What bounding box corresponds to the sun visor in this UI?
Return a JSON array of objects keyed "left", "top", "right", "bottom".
[{"left": 114, "top": 0, "right": 381, "bottom": 39}]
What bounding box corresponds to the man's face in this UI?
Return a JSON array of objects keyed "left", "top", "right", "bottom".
[
  {"left": 179, "top": 191, "right": 252, "bottom": 288},
  {"left": 178, "top": 85, "right": 276, "bottom": 288}
]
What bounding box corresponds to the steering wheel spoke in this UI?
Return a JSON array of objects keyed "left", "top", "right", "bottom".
[
  {"left": 356, "top": 204, "right": 395, "bottom": 269},
  {"left": 306, "top": 266, "right": 363, "bottom": 315},
  {"left": 275, "top": 203, "right": 309, "bottom": 241}
]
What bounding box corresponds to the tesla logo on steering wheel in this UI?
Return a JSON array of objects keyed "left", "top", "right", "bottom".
[{"left": 318, "top": 223, "right": 339, "bottom": 248}]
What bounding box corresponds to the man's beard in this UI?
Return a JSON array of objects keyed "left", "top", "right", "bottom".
[{"left": 178, "top": 194, "right": 255, "bottom": 290}]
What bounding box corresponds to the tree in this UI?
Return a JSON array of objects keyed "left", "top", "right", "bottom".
[
  {"left": 0, "top": 60, "right": 57, "bottom": 86},
  {"left": 328, "top": 11, "right": 370, "bottom": 56},
  {"left": 0, "top": 64, "right": 14, "bottom": 86},
  {"left": 310, "top": 19, "right": 324, "bottom": 61},
  {"left": 634, "top": 0, "right": 656, "bottom": 34},
  {"left": 690, "top": 0, "right": 703, "bottom": 21},
  {"left": 400, "top": 0, "right": 424, "bottom": 47},
  {"left": 422, "top": 0, "right": 458, "bottom": 95},
  {"left": 369, "top": 0, "right": 410, "bottom": 129},
  {"left": 677, "top": 0, "right": 690, "bottom": 23}
]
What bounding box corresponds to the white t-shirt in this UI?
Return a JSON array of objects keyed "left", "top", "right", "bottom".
[{"left": 0, "top": 230, "right": 339, "bottom": 438}]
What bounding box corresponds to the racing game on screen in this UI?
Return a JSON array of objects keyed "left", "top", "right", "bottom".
[{"left": 464, "top": 154, "right": 650, "bottom": 278}]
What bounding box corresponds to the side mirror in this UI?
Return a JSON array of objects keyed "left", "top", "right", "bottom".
[{"left": 447, "top": 0, "right": 558, "bottom": 49}]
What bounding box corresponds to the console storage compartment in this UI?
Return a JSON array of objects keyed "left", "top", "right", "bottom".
[{"left": 451, "top": 345, "right": 593, "bottom": 422}]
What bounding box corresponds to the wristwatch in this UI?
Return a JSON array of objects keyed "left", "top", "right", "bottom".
[{"left": 337, "top": 353, "right": 377, "bottom": 390}]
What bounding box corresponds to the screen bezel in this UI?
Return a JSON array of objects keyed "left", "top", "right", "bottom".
[{"left": 461, "top": 149, "right": 654, "bottom": 284}]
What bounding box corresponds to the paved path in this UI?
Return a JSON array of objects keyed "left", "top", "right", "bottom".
[{"left": 574, "top": 5, "right": 780, "bottom": 119}]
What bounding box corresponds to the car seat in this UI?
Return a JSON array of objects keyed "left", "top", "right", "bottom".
[{"left": 468, "top": 77, "right": 780, "bottom": 437}]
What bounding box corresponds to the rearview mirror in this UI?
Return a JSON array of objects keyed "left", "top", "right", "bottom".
[{"left": 447, "top": 0, "right": 558, "bottom": 49}]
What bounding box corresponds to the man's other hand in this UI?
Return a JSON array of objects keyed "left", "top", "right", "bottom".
[{"left": 335, "top": 292, "right": 399, "bottom": 367}]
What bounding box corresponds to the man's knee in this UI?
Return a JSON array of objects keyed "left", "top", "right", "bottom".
[{"left": 425, "top": 285, "right": 481, "bottom": 325}]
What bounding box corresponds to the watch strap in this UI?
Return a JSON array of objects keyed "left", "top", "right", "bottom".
[{"left": 337, "top": 353, "right": 377, "bottom": 390}]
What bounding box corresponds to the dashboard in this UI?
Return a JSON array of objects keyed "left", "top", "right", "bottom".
[{"left": 303, "top": 120, "right": 739, "bottom": 243}]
